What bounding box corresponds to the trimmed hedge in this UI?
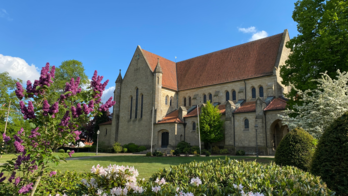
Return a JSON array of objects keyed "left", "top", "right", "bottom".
[
  {"left": 311, "top": 112, "right": 348, "bottom": 195},
  {"left": 176, "top": 141, "right": 191, "bottom": 153},
  {"left": 151, "top": 158, "right": 334, "bottom": 195},
  {"left": 275, "top": 127, "right": 315, "bottom": 171}
]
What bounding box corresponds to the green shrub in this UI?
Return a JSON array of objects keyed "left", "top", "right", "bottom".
[
  {"left": 138, "top": 146, "right": 147, "bottom": 152},
  {"left": 236, "top": 150, "right": 245, "bottom": 155},
  {"left": 58, "top": 149, "right": 65, "bottom": 153},
  {"left": 123, "top": 148, "right": 128, "bottom": 153},
  {"left": 176, "top": 141, "right": 191, "bottom": 153},
  {"left": 113, "top": 142, "right": 123, "bottom": 153},
  {"left": 183, "top": 147, "right": 190, "bottom": 154},
  {"left": 275, "top": 127, "right": 315, "bottom": 171},
  {"left": 146, "top": 152, "right": 152, "bottom": 157},
  {"left": 202, "top": 149, "right": 211, "bottom": 157},
  {"left": 220, "top": 149, "right": 229, "bottom": 154},
  {"left": 311, "top": 112, "right": 348, "bottom": 195},
  {"left": 123, "top": 143, "right": 139, "bottom": 153},
  {"left": 173, "top": 148, "right": 181, "bottom": 156},
  {"left": 212, "top": 146, "right": 220, "bottom": 154},
  {"left": 190, "top": 146, "right": 200, "bottom": 154},
  {"left": 66, "top": 150, "right": 71, "bottom": 153},
  {"left": 150, "top": 158, "right": 334, "bottom": 195}
]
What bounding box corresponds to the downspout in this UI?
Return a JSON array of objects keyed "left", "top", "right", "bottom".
[
  {"left": 264, "top": 112, "right": 268, "bottom": 154},
  {"left": 233, "top": 113, "right": 235, "bottom": 147},
  {"left": 244, "top": 80, "right": 247, "bottom": 100},
  {"left": 183, "top": 119, "right": 186, "bottom": 142}
]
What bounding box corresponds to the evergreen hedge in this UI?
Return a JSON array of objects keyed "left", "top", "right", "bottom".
[
  {"left": 311, "top": 112, "right": 348, "bottom": 196},
  {"left": 275, "top": 127, "right": 315, "bottom": 171}
]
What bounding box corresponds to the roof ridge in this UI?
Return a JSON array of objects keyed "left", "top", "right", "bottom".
[
  {"left": 177, "top": 32, "right": 283, "bottom": 63},
  {"left": 141, "top": 49, "right": 176, "bottom": 63}
]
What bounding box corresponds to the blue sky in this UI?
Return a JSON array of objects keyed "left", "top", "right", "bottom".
[{"left": 0, "top": 0, "right": 299, "bottom": 103}]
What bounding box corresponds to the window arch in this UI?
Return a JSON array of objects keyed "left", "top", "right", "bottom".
[
  {"left": 193, "top": 122, "right": 196, "bottom": 130},
  {"left": 165, "top": 95, "right": 168, "bottom": 105},
  {"left": 209, "top": 93, "right": 212, "bottom": 103},
  {"left": 170, "top": 97, "right": 173, "bottom": 106},
  {"left": 203, "top": 94, "right": 207, "bottom": 103},
  {"left": 141, "top": 94, "right": 144, "bottom": 118},
  {"left": 188, "top": 96, "right": 191, "bottom": 106},
  {"left": 130, "top": 96, "right": 133, "bottom": 119},
  {"left": 232, "top": 90, "right": 236, "bottom": 101},
  {"left": 259, "top": 86, "right": 264, "bottom": 97},
  {"left": 184, "top": 97, "right": 186, "bottom": 106},
  {"left": 251, "top": 87, "right": 256, "bottom": 99},
  {"left": 226, "top": 91, "right": 230, "bottom": 101},
  {"left": 135, "top": 88, "right": 138, "bottom": 118},
  {"left": 244, "top": 119, "right": 249, "bottom": 129}
]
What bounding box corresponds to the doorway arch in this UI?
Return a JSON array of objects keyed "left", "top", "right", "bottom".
[{"left": 270, "top": 120, "right": 289, "bottom": 151}]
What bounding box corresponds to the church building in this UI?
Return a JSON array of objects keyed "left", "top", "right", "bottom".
[{"left": 99, "top": 29, "right": 291, "bottom": 155}]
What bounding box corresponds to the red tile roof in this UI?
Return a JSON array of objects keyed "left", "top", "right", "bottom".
[
  {"left": 264, "top": 98, "right": 287, "bottom": 111},
  {"left": 176, "top": 33, "right": 284, "bottom": 90},
  {"left": 142, "top": 49, "right": 178, "bottom": 91},
  {"left": 99, "top": 121, "right": 112, "bottom": 125},
  {"left": 184, "top": 104, "right": 226, "bottom": 118},
  {"left": 234, "top": 101, "right": 256, "bottom": 113},
  {"left": 157, "top": 110, "right": 184, "bottom": 124}
]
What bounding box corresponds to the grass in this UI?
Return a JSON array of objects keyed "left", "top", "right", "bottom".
[{"left": 0, "top": 152, "right": 101, "bottom": 163}]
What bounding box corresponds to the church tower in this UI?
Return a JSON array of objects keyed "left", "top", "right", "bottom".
[
  {"left": 153, "top": 58, "right": 162, "bottom": 123},
  {"left": 112, "top": 69, "right": 122, "bottom": 142}
]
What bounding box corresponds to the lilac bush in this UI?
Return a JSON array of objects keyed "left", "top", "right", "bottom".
[{"left": 0, "top": 63, "right": 115, "bottom": 195}]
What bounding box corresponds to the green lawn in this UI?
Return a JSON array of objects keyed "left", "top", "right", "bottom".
[{"left": 0, "top": 152, "right": 101, "bottom": 163}]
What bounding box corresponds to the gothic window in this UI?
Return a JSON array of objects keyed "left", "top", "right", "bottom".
[
  {"left": 189, "top": 96, "right": 191, "bottom": 106},
  {"left": 141, "top": 94, "right": 143, "bottom": 118},
  {"left": 209, "top": 93, "right": 212, "bottom": 103},
  {"left": 226, "top": 91, "right": 229, "bottom": 101},
  {"left": 135, "top": 88, "right": 138, "bottom": 118},
  {"left": 232, "top": 90, "right": 236, "bottom": 101},
  {"left": 193, "top": 122, "right": 196, "bottom": 131},
  {"left": 170, "top": 97, "right": 172, "bottom": 106},
  {"left": 184, "top": 97, "right": 186, "bottom": 106},
  {"left": 203, "top": 94, "right": 207, "bottom": 103},
  {"left": 244, "top": 119, "right": 249, "bottom": 129},
  {"left": 259, "top": 86, "right": 264, "bottom": 97},
  {"left": 130, "top": 96, "right": 133, "bottom": 119},
  {"left": 165, "top": 95, "right": 168, "bottom": 105},
  {"left": 252, "top": 87, "right": 256, "bottom": 99}
]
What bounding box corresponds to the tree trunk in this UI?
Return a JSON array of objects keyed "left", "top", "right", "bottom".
[{"left": 30, "top": 171, "right": 43, "bottom": 196}]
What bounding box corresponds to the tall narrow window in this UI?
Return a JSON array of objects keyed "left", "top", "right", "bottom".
[
  {"left": 244, "top": 119, "right": 249, "bottom": 129},
  {"left": 226, "top": 91, "right": 230, "bottom": 101},
  {"left": 209, "top": 93, "right": 212, "bottom": 103},
  {"left": 189, "top": 97, "right": 191, "bottom": 106},
  {"left": 252, "top": 87, "right": 256, "bottom": 98},
  {"left": 184, "top": 97, "right": 186, "bottom": 106},
  {"left": 165, "top": 95, "right": 168, "bottom": 105},
  {"left": 130, "top": 96, "right": 133, "bottom": 119},
  {"left": 170, "top": 97, "right": 172, "bottom": 106},
  {"left": 141, "top": 94, "right": 143, "bottom": 118},
  {"left": 232, "top": 90, "right": 236, "bottom": 101},
  {"left": 193, "top": 122, "right": 196, "bottom": 130},
  {"left": 135, "top": 88, "right": 139, "bottom": 118},
  {"left": 259, "top": 86, "right": 264, "bottom": 97},
  {"left": 203, "top": 94, "right": 206, "bottom": 103}
]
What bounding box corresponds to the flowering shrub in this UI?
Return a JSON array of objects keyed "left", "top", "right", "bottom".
[{"left": 0, "top": 63, "right": 115, "bottom": 195}]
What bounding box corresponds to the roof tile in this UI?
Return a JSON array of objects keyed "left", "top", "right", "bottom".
[
  {"left": 234, "top": 101, "right": 256, "bottom": 113},
  {"left": 157, "top": 110, "right": 184, "bottom": 124},
  {"left": 264, "top": 98, "right": 287, "bottom": 111}
]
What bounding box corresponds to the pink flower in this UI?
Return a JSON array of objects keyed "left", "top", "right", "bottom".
[
  {"left": 49, "top": 171, "right": 57, "bottom": 177},
  {"left": 2, "top": 133, "right": 10, "bottom": 143},
  {"left": 68, "top": 150, "right": 75, "bottom": 157},
  {"left": 14, "top": 177, "right": 21, "bottom": 186},
  {"left": 14, "top": 141, "right": 25, "bottom": 152},
  {"left": 15, "top": 82, "right": 24, "bottom": 100},
  {"left": 18, "top": 183, "right": 33, "bottom": 194}
]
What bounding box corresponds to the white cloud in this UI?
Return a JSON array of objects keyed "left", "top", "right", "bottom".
[
  {"left": 101, "top": 86, "right": 115, "bottom": 104},
  {"left": 0, "top": 54, "right": 40, "bottom": 83},
  {"left": 249, "top": 30, "right": 268, "bottom": 41},
  {"left": 0, "top": 9, "right": 13, "bottom": 21},
  {"left": 238, "top": 26, "right": 256, "bottom": 33}
]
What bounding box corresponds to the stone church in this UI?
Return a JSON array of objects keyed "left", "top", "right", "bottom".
[{"left": 99, "top": 29, "right": 291, "bottom": 155}]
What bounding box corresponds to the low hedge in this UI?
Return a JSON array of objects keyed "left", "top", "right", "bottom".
[{"left": 151, "top": 158, "right": 334, "bottom": 195}]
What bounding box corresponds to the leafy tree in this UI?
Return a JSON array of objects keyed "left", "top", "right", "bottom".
[
  {"left": 280, "top": 0, "right": 348, "bottom": 109},
  {"left": 199, "top": 101, "right": 224, "bottom": 151},
  {"left": 81, "top": 110, "right": 111, "bottom": 143},
  {"left": 279, "top": 70, "right": 348, "bottom": 138}
]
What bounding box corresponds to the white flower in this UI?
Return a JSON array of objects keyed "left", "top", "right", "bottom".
[
  {"left": 96, "top": 189, "right": 103, "bottom": 195},
  {"left": 63, "top": 194, "right": 67, "bottom": 196},
  {"left": 152, "top": 186, "right": 161, "bottom": 193},
  {"left": 111, "top": 187, "right": 123, "bottom": 196},
  {"left": 190, "top": 177, "right": 202, "bottom": 187},
  {"left": 155, "top": 178, "right": 160, "bottom": 184},
  {"left": 159, "top": 177, "right": 166, "bottom": 185},
  {"left": 102, "top": 194, "right": 108, "bottom": 196},
  {"left": 176, "top": 187, "right": 180, "bottom": 192},
  {"left": 123, "top": 187, "right": 128, "bottom": 195}
]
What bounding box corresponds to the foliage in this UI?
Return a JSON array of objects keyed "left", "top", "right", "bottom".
[
  {"left": 170, "top": 150, "right": 175, "bottom": 156},
  {"left": 123, "top": 143, "right": 139, "bottom": 153},
  {"left": 275, "top": 127, "right": 315, "bottom": 171},
  {"left": 183, "top": 148, "right": 190, "bottom": 154},
  {"left": 279, "top": 70, "right": 348, "bottom": 138},
  {"left": 176, "top": 141, "right": 191, "bottom": 153},
  {"left": 220, "top": 149, "right": 229, "bottom": 154},
  {"left": 199, "top": 101, "right": 224, "bottom": 150},
  {"left": 113, "top": 142, "right": 123, "bottom": 153},
  {"left": 311, "top": 111, "right": 348, "bottom": 195},
  {"left": 202, "top": 150, "right": 211, "bottom": 157},
  {"left": 58, "top": 149, "right": 65, "bottom": 153},
  {"left": 280, "top": 0, "right": 348, "bottom": 110},
  {"left": 150, "top": 158, "right": 334, "bottom": 195},
  {"left": 0, "top": 63, "right": 115, "bottom": 195},
  {"left": 173, "top": 149, "right": 181, "bottom": 156},
  {"left": 123, "top": 148, "right": 128, "bottom": 153},
  {"left": 155, "top": 151, "right": 163, "bottom": 157},
  {"left": 190, "top": 146, "right": 200, "bottom": 154},
  {"left": 212, "top": 146, "right": 220, "bottom": 154},
  {"left": 146, "top": 152, "right": 151, "bottom": 157},
  {"left": 236, "top": 150, "right": 245, "bottom": 156},
  {"left": 138, "top": 146, "right": 147, "bottom": 152}
]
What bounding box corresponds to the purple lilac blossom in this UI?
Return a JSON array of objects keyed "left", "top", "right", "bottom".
[
  {"left": 2, "top": 133, "right": 10, "bottom": 143},
  {"left": 60, "top": 111, "right": 70, "bottom": 127},
  {"left": 15, "top": 82, "right": 24, "bottom": 100},
  {"left": 49, "top": 171, "right": 57, "bottom": 177},
  {"left": 38, "top": 63, "right": 55, "bottom": 87},
  {"left": 96, "top": 98, "right": 102, "bottom": 104},
  {"left": 99, "top": 97, "right": 116, "bottom": 112},
  {"left": 43, "top": 100, "right": 50, "bottom": 116},
  {"left": 76, "top": 103, "right": 83, "bottom": 116},
  {"left": 68, "top": 150, "right": 75, "bottom": 157},
  {"left": 82, "top": 103, "right": 90, "bottom": 114},
  {"left": 8, "top": 172, "right": 16, "bottom": 183},
  {"left": 71, "top": 106, "right": 78, "bottom": 118},
  {"left": 17, "top": 128, "right": 24, "bottom": 135},
  {"left": 0, "top": 173, "right": 5, "bottom": 183},
  {"left": 20, "top": 101, "right": 36, "bottom": 119},
  {"left": 29, "top": 127, "right": 40, "bottom": 138},
  {"left": 18, "top": 183, "right": 33, "bottom": 194},
  {"left": 32, "top": 140, "right": 38, "bottom": 148},
  {"left": 14, "top": 141, "right": 25, "bottom": 152},
  {"left": 26, "top": 80, "right": 33, "bottom": 97},
  {"left": 32, "top": 80, "right": 40, "bottom": 96},
  {"left": 73, "top": 131, "right": 82, "bottom": 141},
  {"left": 14, "top": 135, "right": 23, "bottom": 143},
  {"left": 14, "top": 177, "right": 21, "bottom": 186},
  {"left": 49, "top": 102, "right": 59, "bottom": 117},
  {"left": 29, "top": 165, "right": 38, "bottom": 173}
]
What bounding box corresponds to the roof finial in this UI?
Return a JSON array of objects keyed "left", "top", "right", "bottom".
[
  {"left": 119, "top": 69, "right": 121, "bottom": 74},
  {"left": 154, "top": 58, "right": 162, "bottom": 73}
]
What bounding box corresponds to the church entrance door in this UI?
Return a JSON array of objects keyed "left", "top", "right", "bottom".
[{"left": 161, "top": 132, "right": 169, "bottom": 148}]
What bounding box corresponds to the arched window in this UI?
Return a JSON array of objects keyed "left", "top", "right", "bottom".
[
  {"left": 232, "top": 90, "right": 236, "bottom": 101},
  {"left": 209, "top": 93, "right": 212, "bottom": 103},
  {"left": 259, "top": 86, "right": 264, "bottom": 97},
  {"left": 193, "top": 122, "right": 196, "bottom": 130},
  {"left": 252, "top": 87, "right": 256, "bottom": 99},
  {"left": 226, "top": 91, "right": 230, "bottom": 101},
  {"left": 130, "top": 96, "right": 133, "bottom": 119},
  {"left": 165, "top": 95, "right": 168, "bottom": 105},
  {"left": 189, "top": 97, "right": 191, "bottom": 106},
  {"left": 135, "top": 88, "right": 138, "bottom": 118},
  {"left": 141, "top": 94, "right": 143, "bottom": 118},
  {"left": 203, "top": 94, "right": 206, "bottom": 103},
  {"left": 170, "top": 97, "right": 172, "bottom": 106},
  {"left": 244, "top": 119, "right": 249, "bottom": 129},
  {"left": 184, "top": 97, "right": 186, "bottom": 106}
]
